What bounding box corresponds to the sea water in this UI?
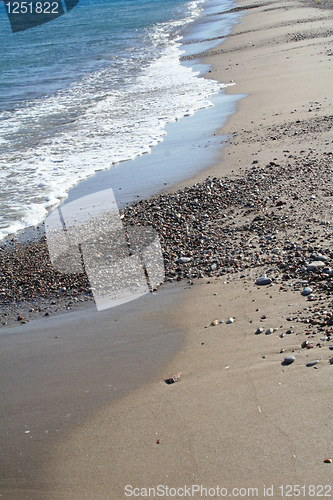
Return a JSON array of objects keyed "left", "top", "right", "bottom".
[{"left": 0, "top": 0, "right": 240, "bottom": 239}]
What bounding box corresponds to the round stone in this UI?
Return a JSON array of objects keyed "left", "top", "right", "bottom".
[
  {"left": 284, "top": 355, "right": 295, "bottom": 364},
  {"left": 256, "top": 275, "right": 272, "bottom": 286},
  {"left": 302, "top": 287, "right": 313, "bottom": 296}
]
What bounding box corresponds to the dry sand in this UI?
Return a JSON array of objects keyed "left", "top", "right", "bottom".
[{"left": 2, "top": 0, "right": 333, "bottom": 498}]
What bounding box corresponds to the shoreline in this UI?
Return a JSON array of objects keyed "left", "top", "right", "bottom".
[{"left": 1, "top": 0, "right": 333, "bottom": 497}]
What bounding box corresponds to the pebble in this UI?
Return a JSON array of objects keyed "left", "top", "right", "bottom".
[
  {"left": 307, "top": 261, "right": 325, "bottom": 271},
  {"left": 210, "top": 319, "right": 219, "bottom": 326},
  {"left": 178, "top": 257, "right": 191, "bottom": 263},
  {"left": 256, "top": 275, "right": 272, "bottom": 286},
  {"left": 266, "top": 328, "right": 274, "bottom": 335},
  {"left": 311, "top": 253, "right": 327, "bottom": 261},
  {"left": 255, "top": 327, "right": 264, "bottom": 335},
  {"left": 306, "top": 360, "right": 319, "bottom": 367},
  {"left": 302, "top": 287, "right": 313, "bottom": 296},
  {"left": 284, "top": 355, "right": 295, "bottom": 364},
  {"left": 226, "top": 317, "right": 234, "bottom": 324},
  {"left": 165, "top": 372, "right": 181, "bottom": 384}
]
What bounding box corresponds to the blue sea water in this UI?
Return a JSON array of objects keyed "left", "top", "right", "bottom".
[{"left": 0, "top": 0, "right": 240, "bottom": 238}]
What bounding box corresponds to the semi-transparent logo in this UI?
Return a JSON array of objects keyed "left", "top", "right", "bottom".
[
  {"left": 45, "top": 189, "right": 165, "bottom": 311},
  {"left": 3, "top": 0, "right": 79, "bottom": 33}
]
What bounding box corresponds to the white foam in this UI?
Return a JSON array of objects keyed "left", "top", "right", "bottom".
[{"left": 0, "top": 0, "right": 229, "bottom": 238}]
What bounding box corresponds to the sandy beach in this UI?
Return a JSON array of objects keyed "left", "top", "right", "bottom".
[{"left": 1, "top": 0, "right": 333, "bottom": 498}]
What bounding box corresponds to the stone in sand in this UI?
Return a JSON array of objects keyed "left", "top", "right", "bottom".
[
  {"left": 165, "top": 372, "right": 181, "bottom": 384},
  {"left": 256, "top": 275, "right": 272, "bottom": 286},
  {"left": 302, "top": 287, "right": 313, "bottom": 296},
  {"left": 255, "top": 327, "right": 264, "bottom": 335},
  {"left": 306, "top": 360, "right": 319, "bottom": 367},
  {"left": 178, "top": 257, "right": 191, "bottom": 263},
  {"left": 210, "top": 319, "right": 219, "bottom": 326},
  {"left": 266, "top": 328, "right": 274, "bottom": 335},
  {"left": 226, "top": 317, "right": 234, "bottom": 324},
  {"left": 284, "top": 355, "right": 295, "bottom": 364}
]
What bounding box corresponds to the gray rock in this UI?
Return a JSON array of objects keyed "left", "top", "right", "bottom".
[
  {"left": 302, "top": 287, "right": 313, "bottom": 296},
  {"left": 306, "top": 360, "right": 319, "bottom": 367},
  {"left": 311, "top": 253, "right": 327, "bottom": 262},
  {"left": 256, "top": 275, "right": 272, "bottom": 286},
  {"left": 307, "top": 261, "right": 325, "bottom": 271},
  {"left": 178, "top": 257, "right": 191, "bottom": 263},
  {"left": 284, "top": 355, "right": 295, "bottom": 364}
]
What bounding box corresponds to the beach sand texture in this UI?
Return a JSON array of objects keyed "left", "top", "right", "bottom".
[
  {"left": 1, "top": 0, "right": 333, "bottom": 498},
  {"left": 45, "top": 0, "right": 333, "bottom": 498}
]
